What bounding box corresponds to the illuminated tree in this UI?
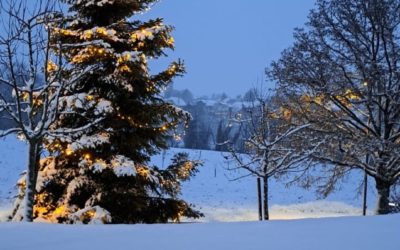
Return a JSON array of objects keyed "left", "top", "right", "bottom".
[
  {"left": 30, "top": 0, "right": 202, "bottom": 223},
  {"left": 269, "top": 0, "right": 400, "bottom": 214}
]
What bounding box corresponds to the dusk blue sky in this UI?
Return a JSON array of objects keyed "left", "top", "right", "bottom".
[{"left": 143, "top": 0, "right": 316, "bottom": 97}]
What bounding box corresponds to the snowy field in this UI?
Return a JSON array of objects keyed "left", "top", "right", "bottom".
[
  {"left": 0, "top": 135, "right": 398, "bottom": 250},
  {"left": 0, "top": 215, "right": 399, "bottom": 250},
  {"left": 0, "top": 135, "right": 378, "bottom": 221},
  {"left": 0, "top": 136, "right": 27, "bottom": 218},
  {"left": 153, "top": 148, "right": 377, "bottom": 221}
]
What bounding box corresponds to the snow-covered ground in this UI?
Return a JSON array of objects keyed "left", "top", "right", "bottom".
[
  {"left": 0, "top": 135, "right": 378, "bottom": 221},
  {"left": 0, "top": 136, "right": 26, "bottom": 211},
  {"left": 0, "top": 215, "right": 399, "bottom": 250},
  {"left": 154, "top": 148, "right": 377, "bottom": 221},
  {"left": 0, "top": 135, "right": 398, "bottom": 250}
]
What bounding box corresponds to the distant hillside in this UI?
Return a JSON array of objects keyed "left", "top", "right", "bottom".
[{"left": 164, "top": 87, "right": 248, "bottom": 151}]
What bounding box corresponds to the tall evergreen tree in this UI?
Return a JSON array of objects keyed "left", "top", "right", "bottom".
[{"left": 29, "top": 0, "right": 202, "bottom": 223}]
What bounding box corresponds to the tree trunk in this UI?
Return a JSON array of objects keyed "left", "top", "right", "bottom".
[
  {"left": 23, "top": 140, "right": 40, "bottom": 222},
  {"left": 375, "top": 178, "right": 391, "bottom": 215},
  {"left": 257, "top": 177, "right": 262, "bottom": 221},
  {"left": 263, "top": 175, "right": 269, "bottom": 220},
  {"left": 362, "top": 169, "right": 368, "bottom": 216}
]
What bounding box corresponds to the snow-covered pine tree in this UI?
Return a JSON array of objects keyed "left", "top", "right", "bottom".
[{"left": 31, "top": 0, "right": 202, "bottom": 223}]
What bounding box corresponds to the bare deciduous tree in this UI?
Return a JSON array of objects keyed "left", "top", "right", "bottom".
[
  {"left": 227, "top": 91, "right": 319, "bottom": 220},
  {"left": 0, "top": 0, "right": 104, "bottom": 221},
  {"left": 269, "top": 0, "right": 400, "bottom": 214}
]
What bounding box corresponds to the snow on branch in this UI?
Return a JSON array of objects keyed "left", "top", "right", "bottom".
[
  {"left": 227, "top": 94, "right": 316, "bottom": 180},
  {"left": 0, "top": 1, "right": 109, "bottom": 144}
]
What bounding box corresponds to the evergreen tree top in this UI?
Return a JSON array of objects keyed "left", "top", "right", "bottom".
[{"left": 62, "top": 0, "right": 159, "bottom": 24}]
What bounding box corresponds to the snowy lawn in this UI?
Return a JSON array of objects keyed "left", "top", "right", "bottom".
[
  {"left": 153, "top": 148, "right": 377, "bottom": 221},
  {"left": 0, "top": 215, "right": 399, "bottom": 250},
  {"left": 0, "top": 137, "right": 26, "bottom": 207}
]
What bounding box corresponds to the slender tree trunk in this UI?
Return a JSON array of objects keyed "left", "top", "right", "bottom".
[
  {"left": 375, "top": 178, "right": 391, "bottom": 215},
  {"left": 263, "top": 175, "right": 269, "bottom": 220},
  {"left": 362, "top": 168, "right": 368, "bottom": 216},
  {"left": 23, "top": 140, "right": 40, "bottom": 222},
  {"left": 257, "top": 177, "right": 262, "bottom": 221}
]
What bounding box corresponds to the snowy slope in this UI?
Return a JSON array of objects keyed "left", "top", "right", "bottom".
[
  {"left": 153, "top": 148, "right": 377, "bottom": 221},
  {"left": 0, "top": 215, "right": 399, "bottom": 250},
  {"left": 0, "top": 136, "right": 378, "bottom": 221},
  {"left": 0, "top": 136, "right": 26, "bottom": 206}
]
